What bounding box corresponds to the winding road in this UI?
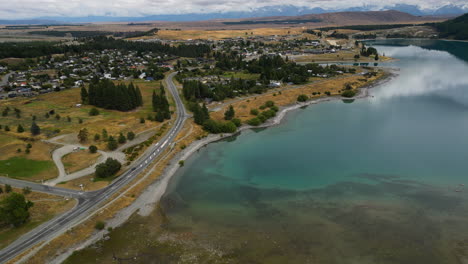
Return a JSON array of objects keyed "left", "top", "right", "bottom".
[{"left": 0, "top": 72, "right": 187, "bottom": 263}]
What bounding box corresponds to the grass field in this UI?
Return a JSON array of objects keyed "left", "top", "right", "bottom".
[
  {"left": 0, "top": 157, "right": 54, "bottom": 179},
  {"left": 148, "top": 28, "right": 309, "bottom": 40},
  {"left": 62, "top": 151, "right": 101, "bottom": 174},
  {"left": 0, "top": 79, "right": 174, "bottom": 181},
  {"left": 0, "top": 186, "right": 76, "bottom": 250},
  {"left": 210, "top": 71, "right": 386, "bottom": 123}
]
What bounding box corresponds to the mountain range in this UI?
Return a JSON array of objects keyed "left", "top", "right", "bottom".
[{"left": 1, "top": 4, "right": 467, "bottom": 24}]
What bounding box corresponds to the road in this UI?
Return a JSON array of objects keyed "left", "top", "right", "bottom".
[{"left": 0, "top": 72, "right": 187, "bottom": 264}]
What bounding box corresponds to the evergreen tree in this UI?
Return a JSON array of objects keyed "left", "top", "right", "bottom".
[
  {"left": 107, "top": 136, "right": 118, "bottom": 151},
  {"left": 102, "top": 129, "right": 108, "bottom": 140},
  {"left": 118, "top": 133, "right": 126, "bottom": 144},
  {"left": 77, "top": 128, "right": 88, "bottom": 143},
  {"left": 17, "top": 124, "right": 24, "bottom": 133},
  {"left": 80, "top": 86, "right": 88, "bottom": 104},
  {"left": 224, "top": 105, "right": 235, "bottom": 120},
  {"left": 30, "top": 122, "right": 40, "bottom": 136}
]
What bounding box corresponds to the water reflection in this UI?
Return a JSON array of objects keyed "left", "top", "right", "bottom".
[{"left": 372, "top": 45, "right": 468, "bottom": 107}]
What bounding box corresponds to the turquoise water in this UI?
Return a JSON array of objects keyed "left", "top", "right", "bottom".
[{"left": 159, "top": 40, "right": 468, "bottom": 263}]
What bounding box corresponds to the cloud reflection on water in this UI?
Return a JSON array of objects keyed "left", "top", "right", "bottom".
[{"left": 373, "top": 45, "right": 468, "bottom": 106}]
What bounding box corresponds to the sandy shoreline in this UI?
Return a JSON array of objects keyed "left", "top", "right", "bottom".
[{"left": 49, "top": 69, "right": 398, "bottom": 263}]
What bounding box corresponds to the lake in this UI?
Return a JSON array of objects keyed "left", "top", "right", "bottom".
[{"left": 66, "top": 39, "right": 468, "bottom": 264}]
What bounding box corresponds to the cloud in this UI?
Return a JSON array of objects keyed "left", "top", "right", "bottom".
[{"left": 0, "top": 0, "right": 466, "bottom": 19}]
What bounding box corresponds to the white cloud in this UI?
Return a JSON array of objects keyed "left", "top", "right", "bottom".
[{"left": 0, "top": 0, "right": 465, "bottom": 19}]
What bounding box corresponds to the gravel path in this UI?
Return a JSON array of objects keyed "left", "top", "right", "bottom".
[{"left": 43, "top": 127, "right": 161, "bottom": 186}]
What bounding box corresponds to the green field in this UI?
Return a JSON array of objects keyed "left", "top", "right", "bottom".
[{"left": 0, "top": 157, "right": 54, "bottom": 178}]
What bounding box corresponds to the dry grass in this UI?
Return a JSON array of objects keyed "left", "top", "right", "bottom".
[
  {"left": 62, "top": 151, "right": 101, "bottom": 174},
  {"left": 0, "top": 79, "right": 173, "bottom": 181},
  {"left": 0, "top": 186, "right": 76, "bottom": 250},
  {"left": 22, "top": 116, "right": 211, "bottom": 263},
  {"left": 153, "top": 27, "right": 307, "bottom": 40},
  {"left": 211, "top": 71, "right": 386, "bottom": 122},
  {"left": 292, "top": 49, "right": 393, "bottom": 63},
  {"left": 57, "top": 174, "right": 108, "bottom": 191}
]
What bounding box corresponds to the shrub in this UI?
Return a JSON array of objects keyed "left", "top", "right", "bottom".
[
  {"left": 140, "top": 117, "right": 145, "bottom": 124},
  {"left": 250, "top": 109, "right": 259, "bottom": 116},
  {"left": 118, "top": 133, "right": 126, "bottom": 144},
  {"left": 22, "top": 187, "right": 31, "bottom": 195},
  {"left": 265, "top": 101, "right": 275, "bottom": 108},
  {"left": 127, "top": 131, "right": 135, "bottom": 141},
  {"left": 95, "top": 221, "right": 105, "bottom": 230},
  {"left": 325, "top": 91, "right": 331, "bottom": 96},
  {"left": 89, "top": 107, "right": 100, "bottom": 116},
  {"left": 231, "top": 118, "right": 242, "bottom": 127},
  {"left": 179, "top": 160, "right": 185, "bottom": 166},
  {"left": 297, "top": 94, "right": 309, "bottom": 102},
  {"left": 89, "top": 145, "right": 98, "bottom": 153},
  {"left": 247, "top": 117, "right": 261, "bottom": 126},
  {"left": 17, "top": 124, "right": 24, "bottom": 133},
  {"left": 341, "top": 90, "right": 356, "bottom": 98}
]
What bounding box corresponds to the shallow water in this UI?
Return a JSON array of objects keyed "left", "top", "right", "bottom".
[
  {"left": 66, "top": 40, "right": 468, "bottom": 264},
  {"left": 160, "top": 40, "right": 468, "bottom": 263}
]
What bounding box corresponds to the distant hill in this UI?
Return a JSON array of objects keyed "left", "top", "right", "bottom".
[
  {"left": 2, "top": 4, "right": 463, "bottom": 24},
  {"left": 433, "top": 13, "right": 468, "bottom": 40},
  {"left": 0, "top": 19, "right": 61, "bottom": 25},
  {"left": 220, "top": 10, "right": 440, "bottom": 27}
]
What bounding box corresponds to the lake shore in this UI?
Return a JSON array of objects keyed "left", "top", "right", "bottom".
[{"left": 50, "top": 68, "right": 397, "bottom": 263}]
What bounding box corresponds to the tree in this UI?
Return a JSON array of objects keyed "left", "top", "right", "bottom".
[
  {"left": 224, "top": 105, "right": 235, "bottom": 120},
  {"left": 4, "top": 126, "right": 10, "bottom": 132},
  {"left": 95, "top": 158, "right": 121, "bottom": 178},
  {"left": 0, "top": 187, "right": 2, "bottom": 194},
  {"left": 0, "top": 192, "right": 34, "bottom": 227},
  {"left": 55, "top": 114, "right": 61, "bottom": 120},
  {"left": 102, "top": 129, "right": 108, "bottom": 140},
  {"left": 77, "top": 128, "right": 88, "bottom": 143},
  {"left": 17, "top": 124, "right": 24, "bottom": 133},
  {"left": 89, "top": 107, "right": 99, "bottom": 116},
  {"left": 107, "top": 136, "right": 118, "bottom": 151},
  {"left": 80, "top": 86, "right": 88, "bottom": 104},
  {"left": 89, "top": 145, "right": 98, "bottom": 153},
  {"left": 5, "top": 184, "right": 12, "bottom": 193},
  {"left": 140, "top": 117, "right": 145, "bottom": 124},
  {"left": 94, "top": 133, "right": 100, "bottom": 141},
  {"left": 30, "top": 122, "right": 40, "bottom": 136},
  {"left": 67, "top": 116, "right": 71, "bottom": 122},
  {"left": 118, "top": 133, "right": 126, "bottom": 144},
  {"left": 127, "top": 131, "right": 135, "bottom": 141}
]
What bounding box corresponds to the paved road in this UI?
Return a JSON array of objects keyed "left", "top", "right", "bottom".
[{"left": 0, "top": 72, "right": 187, "bottom": 264}]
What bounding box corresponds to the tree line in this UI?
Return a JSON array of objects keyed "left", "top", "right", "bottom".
[
  {"left": 0, "top": 36, "right": 211, "bottom": 59},
  {"left": 81, "top": 79, "right": 143, "bottom": 111},
  {"left": 152, "top": 84, "right": 171, "bottom": 122}
]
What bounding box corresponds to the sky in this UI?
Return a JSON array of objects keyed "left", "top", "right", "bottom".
[{"left": 0, "top": 0, "right": 466, "bottom": 19}]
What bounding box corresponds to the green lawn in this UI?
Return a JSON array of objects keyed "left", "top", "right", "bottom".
[{"left": 0, "top": 157, "right": 54, "bottom": 178}]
